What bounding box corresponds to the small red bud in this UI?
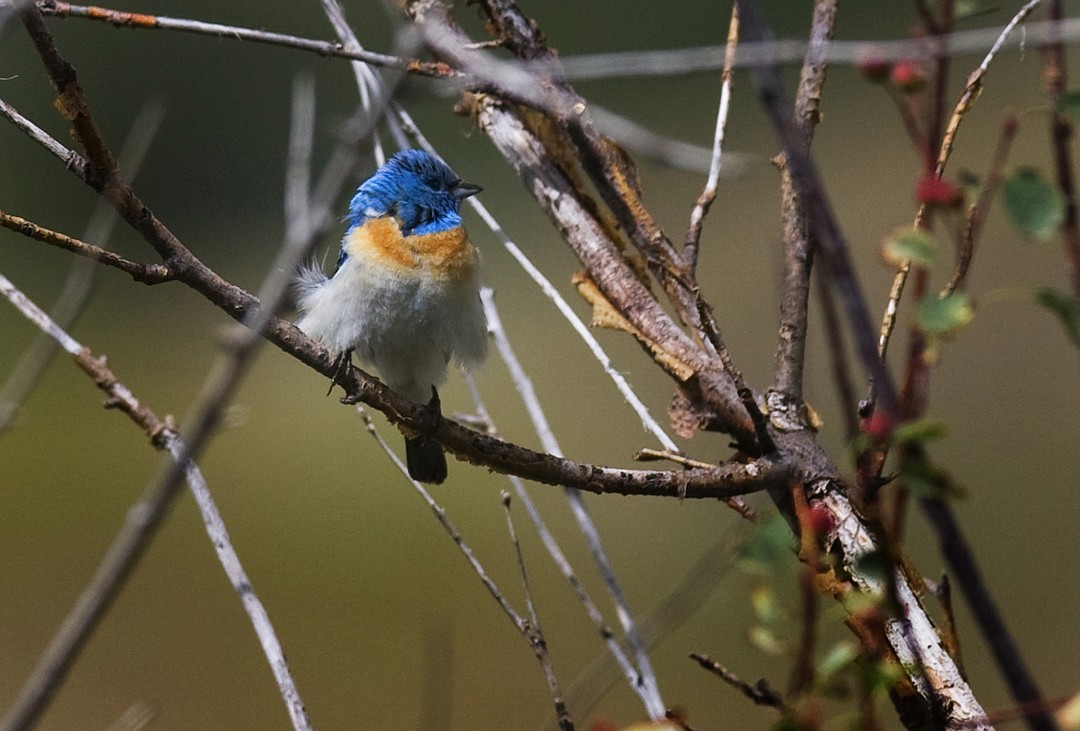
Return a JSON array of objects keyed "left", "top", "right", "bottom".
[
  {"left": 890, "top": 59, "right": 926, "bottom": 93},
  {"left": 808, "top": 504, "right": 835, "bottom": 538},
  {"left": 589, "top": 722, "right": 617, "bottom": 731},
  {"left": 916, "top": 175, "right": 964, "bottom": 207},
  {"left": 863, "top": 411, "right": 896, "bottom": 442}
]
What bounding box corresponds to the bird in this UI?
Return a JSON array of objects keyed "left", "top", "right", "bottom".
[{"left": 295, "top": 149, "right": 488, "bottom": 484}]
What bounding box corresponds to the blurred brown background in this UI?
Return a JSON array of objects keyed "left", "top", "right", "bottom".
[{"left": 1, "top": 1, "right": 1078, "bottom": 729}]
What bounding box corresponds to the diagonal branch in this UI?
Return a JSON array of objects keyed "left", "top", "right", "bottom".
[{"left": 0, "top": 210, "right": 173, "bottom": 284}]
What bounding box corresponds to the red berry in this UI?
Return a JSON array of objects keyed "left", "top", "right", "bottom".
[
  {"left": 890, "top": 60, "right": 926, "bottom": 93},
  {"left": 916, "top": 175, "right": 964, "bottom": 207},
  {"left": 808, "top": 504, "right": 835, "bottom": 538}
]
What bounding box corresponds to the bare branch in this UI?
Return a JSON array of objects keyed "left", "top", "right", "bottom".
[
  {"left": 1042, "top": 0, "right": 1080, "bottom": 305},
  {"left": 942, "top": 116, "right": 1018, "bottom": 297},
  {"left": 737, "top": 1, "right": 899, "bottom": 419},
  {"left": 689, "top": 654, "right": 787, "bottom": 712},
  {"left": 36, "top": 0, "right": 455, "bottom": 79},
  {"left": 684, "top": 5, "right": 739, "bottom": 273},
  {"left": 769, "top": 0, "right": 837, "bottom": 407},
  {"left": 501, "top": 493, "right": 575, "bottom": 730},
  {"left": 0, "top": 210, "right": 172, "bottom": 284}
]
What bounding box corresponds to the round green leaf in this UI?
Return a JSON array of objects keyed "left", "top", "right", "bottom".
[
  {"left": 884, "top": 228, "right": 935, "bottom": 267},
  {"left": 917, "top": 293, "right": 974, "bottom": 335},
  {"left": 1002, "top": 167, "right": 1066, "bottom": 242}
]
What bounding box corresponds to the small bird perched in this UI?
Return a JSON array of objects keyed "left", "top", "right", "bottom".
[{"left": 295, "top": 149, "right": 487, "bottom": 484}]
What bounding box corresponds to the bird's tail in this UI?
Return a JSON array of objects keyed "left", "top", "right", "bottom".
[{"left": 405, "top": 436, "right": 447, "bottom": 484}]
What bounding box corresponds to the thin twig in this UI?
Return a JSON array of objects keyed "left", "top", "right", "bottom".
[
  {"left": 942, "top": 115, "right": 1018, "bottom": 297},
  {"left": 588, "top": 103, "right": 750, "bottom": 176},
  {"left": 557, "top": 16, "right": 1075, "bottom": 79},
  {"left": 0, "top": 272, "right": 312, "bottom": 731},
  {"left": 480, "top": 288, "right": 667, "bottom": 721},
  {"left": 284, "top": 75, "right": 316, "bottom": 243},
  {"left": 689, "top": 654, "right": 787, "bottom": 712},
  {"left": 357, "top": 407, "right": 575, "bottom": 729},
  {"left": 317, "top": 0, "right": 388, "bottom": 165},
  {"left": 737, "top": 0, "right": 899, "bottom": 419},
  {"left": 0, "top": 210, "right": 172, "bottom": 285},
  {"left": 460, "top": 382, "right": 643, "bottom": 725},
  {"left": 814, "top": 269, "right": 859, "bottom": 439},
  {"left": 875, "top": 0, "right": 1044, "bottom": 366},
  {"left": 1042, "top": 0, "right": 1080, "bottom": 304},
  {"left": 501, "top": 493, "right": 575, "bottom": 731},
  {"left": 684, "top": 5, "right": 739, "bottom": 273},
  {"left": 461, "top": 376, "right": 650, "bottom": 724},
  {"left": 35, "top": 0, "right": 455, "bottom": 79}
]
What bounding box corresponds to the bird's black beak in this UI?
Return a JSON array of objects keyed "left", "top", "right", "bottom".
[{"left": 452, "top": 179, "right": 483, "bottom": 200}]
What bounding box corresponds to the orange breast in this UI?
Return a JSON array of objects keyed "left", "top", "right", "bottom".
[{"left": 346, "top": 217, "right": 477, "bottom": 281}]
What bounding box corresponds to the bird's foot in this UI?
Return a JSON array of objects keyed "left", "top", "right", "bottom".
[{"left": 326, "top": 349, "right": 354, "bottom": 397}]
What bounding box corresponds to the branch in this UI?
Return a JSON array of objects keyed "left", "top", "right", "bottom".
[
  {"left": 683, "top": 5, "right": 739, "bottom": 273},
  {"left": 769, "top": 0, "right": 837, "bottom": 410},
  {"left": 501, "top": 493, "right": 575, "bottom": 730},
  {"left": 36, "top": 0, "right": 457, "bottom": 79},
  {"left": 942, "top": 115, "right": 1018, "bottom": 297},
  {"left": 1, "top": 40, "right": 777, "bottom": 501},
  {"left": 689, "top": 654, "right": 787, "bottom": 712},
  {"left": 875, "top": 0, "right": 1043, "bottom": 367},
  {"left": 1042, "top": 0, "right": 1080, "bottom": 305},
  {"left": 0, "top": 210, "right": 173, "bottom": 284},
  {"left": 737, "top": 0, "right": 900, "bottom": 420}
]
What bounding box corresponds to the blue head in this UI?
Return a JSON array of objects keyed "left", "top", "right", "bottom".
[{"left": 347, "top": 149, "right": 481, "bottom": 237}]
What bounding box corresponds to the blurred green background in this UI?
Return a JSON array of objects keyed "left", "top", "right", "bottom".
[{"left": 2, "top": 1, "right": 1079, "bottom": 729}]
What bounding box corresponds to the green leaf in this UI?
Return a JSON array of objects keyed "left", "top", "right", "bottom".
[
  {"left": 954, "top": 0, "right": 999, "bottom": 21},
  {"left": 751, "top": 585, "right": 783, "bottom": 626},
  {"left": 894, "top": 418, "right": 948, "bottom": 445},
  {"left": 818, "top": 640, "right": 860, "bottom": 680},
  {"left": 1060, "top": 90, "right": 1080, "bottom": 120},
  {"left": 917, "top": 293, "right": 974, "bottom": 335},
  {"left": 748, "top": 625, "right": 786, "bottom": 656},
  {"left": 1002, "top": 167, "right": 1066, "bottom": 241},
  {"left": 1034, "top": 287, "right": 1080, "bottom": 348},
  {"left": 883, "top": 228, "right": 935, "bottom": 267}
]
